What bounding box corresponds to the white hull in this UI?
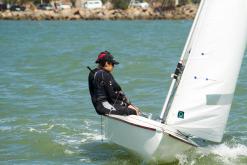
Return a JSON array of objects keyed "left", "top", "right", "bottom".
[{"left": 104, "top": 115, "right": 197, "bottom": 162}]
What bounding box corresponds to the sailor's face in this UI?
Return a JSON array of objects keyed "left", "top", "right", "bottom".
[{"left": 104, "top": 62, "right": 114, "bottom": 72}]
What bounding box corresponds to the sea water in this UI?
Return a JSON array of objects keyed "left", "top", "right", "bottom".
[{"left": 0, "top": 20, "right": 247, "bottom": 164}]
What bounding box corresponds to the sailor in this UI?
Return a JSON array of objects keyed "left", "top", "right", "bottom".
[{"left": 88, "top": 51, "right": 140, "bottom": 116}]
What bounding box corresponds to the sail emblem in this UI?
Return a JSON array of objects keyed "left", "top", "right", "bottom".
[{"left": 177, "top": 111, "right": 184, "bottom": 119}]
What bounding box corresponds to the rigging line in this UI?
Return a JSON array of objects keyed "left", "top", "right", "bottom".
[
  {"left": 163, "top": 81, "right": 179, "bottom": 122},
  {"left": 160, "top": 126, "right": 190, "bottom": 141},
  {"left": 101, "top": 115, "right": 103, "bottom": 142},
  {"left": 113, "top": 92, "right": 120, "bottom": 107},
  {"left": 162, "top": 70, "right": 182, "bottom": 121}
]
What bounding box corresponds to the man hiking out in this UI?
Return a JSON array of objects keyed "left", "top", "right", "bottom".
[{"left": 88, "top": 51, "right": 140, "bottom": 116}]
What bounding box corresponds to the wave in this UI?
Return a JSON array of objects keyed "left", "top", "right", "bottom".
[
  {"left": 0, "top": 126, "right": 12, "bottom": 131},
  {"left": 174, "top": 142, "right": 247, "bottom": 165},
  {"left": 28, "top": 124, "right": 54, "bottom": 134},
  {"left": 0, "top": 117, "right": 17, "bottom": 124},
  {"left": 206, "top": 143, "right": 247, "bottom": 164},
  {"left": 64, "top": 149, "right": 75, "bottom": 155}
]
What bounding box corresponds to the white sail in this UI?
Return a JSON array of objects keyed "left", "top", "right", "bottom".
[
  {"left": 160, "top": 0, "right": 206, "bottom": 120},
  {"left": 166, "top": 0, "right": 247, "bottom": 142}
]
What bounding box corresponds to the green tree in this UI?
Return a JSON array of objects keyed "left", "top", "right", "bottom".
[{"left": 111, "top": 0, "right": 129, "bottom": 10}]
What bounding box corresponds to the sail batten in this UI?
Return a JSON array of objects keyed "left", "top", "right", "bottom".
[{"left": 166, "top": 0, "right": 247, "bottom": 142}]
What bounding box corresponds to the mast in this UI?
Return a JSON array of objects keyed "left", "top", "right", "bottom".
[{"left": 159, "top": 0, "right": 206, "bottom": 122}]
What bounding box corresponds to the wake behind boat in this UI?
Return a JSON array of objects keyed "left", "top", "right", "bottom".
[{"left": 102, "top": 0, "right": 247, "bottom": 162}]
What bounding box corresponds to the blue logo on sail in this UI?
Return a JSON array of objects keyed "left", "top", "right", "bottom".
[{"left": 178, "top": 111, "right": 184, "bottom": 119}]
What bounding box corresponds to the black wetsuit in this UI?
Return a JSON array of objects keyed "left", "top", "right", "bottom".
[{"left": 88, "top": 68, "right": 136, "bottom": 115}]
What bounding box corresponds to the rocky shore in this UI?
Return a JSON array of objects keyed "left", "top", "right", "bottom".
[{"left": 0, "top": 4, "right": 198, "bottom": 20}]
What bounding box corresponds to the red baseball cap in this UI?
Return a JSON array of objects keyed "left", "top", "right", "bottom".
[{"left": 95, "top": 51, "right": 119, "bottom": 65}]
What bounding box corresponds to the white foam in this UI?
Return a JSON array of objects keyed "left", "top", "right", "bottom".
[
  {"left": 82, "top": 119, "right": 100, "bottom": 131},
  {"left": 54, "top": 131, "right": 105, "bottom": 148},
  {"left": 67, "top": 139, "right": 79, "bottom": 144},
  {"left": 176, "top": 153, "right": 199, "bottom": 165},
  {"left": 175, "top": 154, "right": 188, "bottom": 165},
  {"left": 55, "top": 135, "right": 82, "bottom": 146},
  {"left": 28, "top": 123, "right": 54, "bottom": 133},
  {"left": 47, "top": 124, "right": 54, "bottom": 130},
  {"left": 29, "top": 127, "right": 43, "bottom": 133},
  {"left": 201, "top": 143, "right": 247, "bottom": 164},
  {"left": 0, "top": 117, "right": 17, "bottom": 124},
  {"left": 80, "top": 139, "right": 87, "bottom": 143},
  {"left": 80, "top": 132, "right": 105, "bottom": 141},
  {"left": 208, "top": 143, "right": 247, "bottom": 158},
  {"left": 52, "top": 119, "right": 104, "bottom": 153},
  {"left": 0, "top": 126, "right": 12, "bottom": 131},
  {"left": 64, "top": 149, "right": 75, "bottom": 155},
  {"left": 79, "top": 158, "right": 91, "bottom": 163}
]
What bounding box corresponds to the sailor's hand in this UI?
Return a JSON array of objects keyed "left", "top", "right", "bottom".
[{"left": 128, "top": 104, "right": 141, "bottom": 116}]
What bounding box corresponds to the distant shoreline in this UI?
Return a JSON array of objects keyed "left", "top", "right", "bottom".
[{"left": 0, "top": 4, "right": 198, "bottom": 20}]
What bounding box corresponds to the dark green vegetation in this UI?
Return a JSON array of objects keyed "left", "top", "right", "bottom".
[{"left": 111, "top": 0, "right": 129, "bottom": 10}]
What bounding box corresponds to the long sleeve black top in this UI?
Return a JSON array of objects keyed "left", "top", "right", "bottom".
[{"left": 88, "top": 68, "right": 129, "bottom": 107}]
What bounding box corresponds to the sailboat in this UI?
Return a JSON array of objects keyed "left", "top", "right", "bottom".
[{"left": 103, "top": 0, "right": 247, "bottom": 161}]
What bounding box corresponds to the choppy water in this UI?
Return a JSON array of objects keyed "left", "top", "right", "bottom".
[{"left": 0, "top": 20, "right": 247, "bottom": 165}]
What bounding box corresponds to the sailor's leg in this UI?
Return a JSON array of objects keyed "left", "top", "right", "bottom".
[
  {"left": 96, "top": 101, "right": 116, "bottom": 115},
  {"left": 95, "top": 101, "right": 136, "bottom": 115}
]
